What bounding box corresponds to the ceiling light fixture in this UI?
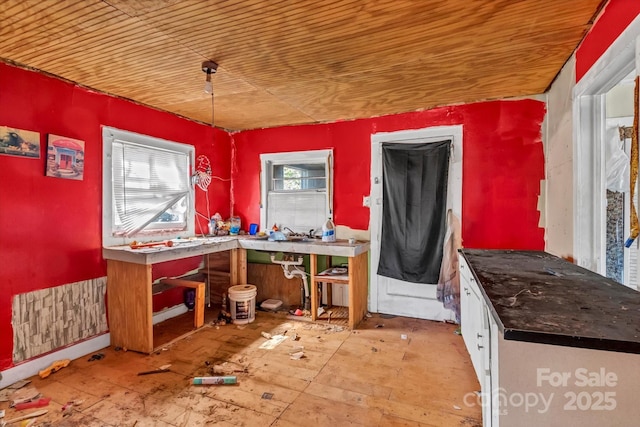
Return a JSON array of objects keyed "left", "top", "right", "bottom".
[{"left": 201, "top": 60, "right": 218, "bottom": 94}]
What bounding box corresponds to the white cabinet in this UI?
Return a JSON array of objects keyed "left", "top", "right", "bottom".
[
  {"left": 460, "top": 257, "right": 494, "bottom": 426},
  {"left": 459, "top": 250, "right": 640, "bottom": 427}
]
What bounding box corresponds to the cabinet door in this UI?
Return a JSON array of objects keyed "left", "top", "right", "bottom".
[
  {"left": 459, "top": 260, "right": 475, "bottom": 366},
  {"left": 460, "top": 258, "right": 483, "bottom": 382},
  {"left": 468, "top": 283, "right": 485, "bottom": 381},
  {"left": 460, "top": 257, "right": 496, "bottom": 426}
]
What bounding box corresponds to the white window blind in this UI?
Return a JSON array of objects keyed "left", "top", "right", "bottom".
[
  {"left": 267, "top": 191, "right": 327, "bottom": 233},
  {"left": 103, "top": 127, "right": 195, "bottom": 246}
]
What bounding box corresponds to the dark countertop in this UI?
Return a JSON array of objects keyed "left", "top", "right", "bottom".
[{"left": 460, "top": 249, "right": 640, "bottom": 354}]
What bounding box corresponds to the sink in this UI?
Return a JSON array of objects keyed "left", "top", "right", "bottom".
[{"left": 287, "top": 236, "right": 310, "bottom": 242}]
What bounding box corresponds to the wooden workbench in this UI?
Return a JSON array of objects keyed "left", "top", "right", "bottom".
[{"left": 103, "top": 236, "right": 370, "bottom": 353}]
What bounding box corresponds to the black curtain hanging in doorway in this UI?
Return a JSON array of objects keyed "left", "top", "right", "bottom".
[{"left": 377, "top": 140, "right": 451, "bottom": 284}]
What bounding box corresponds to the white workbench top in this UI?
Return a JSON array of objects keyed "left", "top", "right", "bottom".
[{"left": 103, "top": 236, "right": 370, "bottom": 265}]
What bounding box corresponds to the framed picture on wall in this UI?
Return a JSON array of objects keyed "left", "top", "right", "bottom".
[
  {"left": 46, "top": 134, "right": 85, "bottom": 180},
  {"left": 0, "top": 126, "right": 40, "bottom": 158}
]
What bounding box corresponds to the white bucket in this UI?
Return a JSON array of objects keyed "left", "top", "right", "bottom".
[{"left": 228, "top": 284, "right": 257, "bottom": 325}]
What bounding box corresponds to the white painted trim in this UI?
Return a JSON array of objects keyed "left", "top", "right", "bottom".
[
  {"left": 573, "top": 14, "right": 640, "bottom": 273},
  {"left": 369, "top": 125, "right": 463, "bottom": 314},
  {"left": 574, "top": 14, "right": 640, "bottom": 97},
  {"left": 0, "top": 304, "right": 188, "bottom": 388},
  {"left": 259, "top": 149, "right": 333, "bottom": 231}
]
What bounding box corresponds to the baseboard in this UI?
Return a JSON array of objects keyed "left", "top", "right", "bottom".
[
  {"left": 0, "top": 333, "right": 110, "bottom": 389},
  {"left": 0, "top": 303, "right": 188, "bottom": 388},
  {"left": 153, "top": 304, "right": 188, "bottom": 325}
]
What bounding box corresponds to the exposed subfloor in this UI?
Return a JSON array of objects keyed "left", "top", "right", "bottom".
[{"left": 0, "top": 313, "right": 482, "bottom": 426}]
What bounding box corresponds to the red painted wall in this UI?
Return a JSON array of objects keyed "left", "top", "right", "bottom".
[
  {"left": 576, "top": 0, "right": 640, "bottom": 82},
  {"left": 0, "top": 62, "right": 231, "bottom": 370},
  {"left": 232, "top": 99, "right": 546, "bottom": 251}
]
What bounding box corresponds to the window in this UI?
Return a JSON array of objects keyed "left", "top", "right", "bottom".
[
  {"left": 102, "top": 126, "right": 195, "bottom": 246},
  {"left": 260, "top": 149, "right": 333, "bottom": 234}
]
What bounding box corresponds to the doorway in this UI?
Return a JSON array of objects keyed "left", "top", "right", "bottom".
[
  {"left": 573, "top": 18, "right": 640, "bottom": 288},
  {"left": 369, "top": 125, "right": 462, "bottom": 320},
  {"left": 604, "top": 72, "right": 637, "bottom": 288}
]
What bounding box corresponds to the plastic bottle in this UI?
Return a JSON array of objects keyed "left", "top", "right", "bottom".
[
  {"left": 208, "top": 216, "right": 216, "bottom": 235},
  {"left": 229, "top": 216, "right": 241, "bottom": 235},
  {"left": 322, "top": 218, "right": 336, "bottom": 242}
]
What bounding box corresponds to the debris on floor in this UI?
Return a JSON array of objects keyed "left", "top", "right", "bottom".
[
  {"left": 14, "top": 397, "right": 51, "bottom": 411},
  {"left": 289, "top": 351, "right": 304, "bottom": 360},
  {"left": 400, "top": 334, "right": 408, "bottom": 340},
  {"left": 261, "top": 392, "right": 273, "bottom": 400},
  {"left": 261, "top": 331, "right": 272, "bottom": 339},
  {"left": 61, "top": 400, "right": 83, "bottom": 417},
  {"left": 137, "top": 364, "right": 171, "bottom": 376},
  {"left": 1, "top": 409, "right": 47, "bottom": 426},
  {"left": 0, "top": 380, "right": 30, "bottom": 402},
  {"left": 192, "top": 376, "right": 237, "bottom": 385},
  {"left": 259, "top": 334, "right": 288, "bottom": 350},
  {"left": 213, "top": 310, "right": 232, "bottom": 326},
  {"left": 87, "top": 353, "right": 104, "bottom": 362},
  {"left": 38, "top": 359, "right": 70, "bottom": 379},
  {"left": 9, "top": 387, "right": 41, "bottom": 407}
]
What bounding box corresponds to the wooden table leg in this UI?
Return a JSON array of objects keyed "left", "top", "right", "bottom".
[
  {"left": 107, "top": 260, "right": 153, "bottom": 353},
  {"left": 310, "top": 254, "right": 318, "bottom": 321},
  {"left": 348, "top": 251, "right": 369, "bottom": 329},
  {"left": 230, "top": 248, "right": 247, "bottom": 285}
]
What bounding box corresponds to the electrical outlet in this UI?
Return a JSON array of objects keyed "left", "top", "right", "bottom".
[{"left": 363, "top": 196, "right": 371, "bottom": 207}]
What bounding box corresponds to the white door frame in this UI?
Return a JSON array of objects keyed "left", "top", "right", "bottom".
[
  {"left": 369, "top": 125, "right": 463, "bottom": 314},
  {"left": 573, "top": 15, "right": 640, "bottom": 274}
]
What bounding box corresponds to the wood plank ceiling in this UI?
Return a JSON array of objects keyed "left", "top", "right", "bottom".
[{"left": 0, "top": 0, "right": 604, "bottom": 131}]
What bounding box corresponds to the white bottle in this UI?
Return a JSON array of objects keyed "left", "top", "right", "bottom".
[{"left": 322, "top": 218, "right": 336, "bottom": 242}]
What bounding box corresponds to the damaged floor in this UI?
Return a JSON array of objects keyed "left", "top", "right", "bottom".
[{"left": 0, "top": 313, "right": 482, "bottom": 426}]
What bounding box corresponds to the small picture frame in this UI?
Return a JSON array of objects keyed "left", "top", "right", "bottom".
[
  {"left": 0, "top": 126, "right": 40, "bottom": 158},
  {"left": 46, "top": 134, "right": 85, "bottom": 180}
]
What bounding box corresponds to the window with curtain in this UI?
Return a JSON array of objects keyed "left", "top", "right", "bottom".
[
  {"left": 102, "top": 126, "right": 195, "bottom": 246},
  {"left": 260, "top": 150, "right": 333, "bottom": 234}
]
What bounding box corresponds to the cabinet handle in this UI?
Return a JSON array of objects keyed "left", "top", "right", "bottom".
[
  {"left": 477, "top": 333, "right": 482, "bottom": 339},
  {"left": 477, "top": 343, "right": 483, "bottom": 349},
  {"left": 464, "top": 287, "right": 470, "bottom": 296}
]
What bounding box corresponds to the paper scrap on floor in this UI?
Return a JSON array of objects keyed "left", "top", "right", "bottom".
[{"left": 259, "top": 334, "right": 288, "bottom": 349}]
